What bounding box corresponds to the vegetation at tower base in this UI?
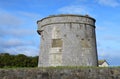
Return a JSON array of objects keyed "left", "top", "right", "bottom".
[
  {"left": 0, "top": 67, "right": 120, "bottom": 79},
  {"left": 0, "top": 53, "right": 38, "bottom": 68}
]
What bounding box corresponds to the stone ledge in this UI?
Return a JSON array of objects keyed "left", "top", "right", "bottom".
[{"left": 0, "top": 67, "right": 120, "bottom": 79}]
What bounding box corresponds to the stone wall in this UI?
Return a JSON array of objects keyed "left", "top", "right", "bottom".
[{"left": 0, "top": 67, "right": 120, "bottom": 79}]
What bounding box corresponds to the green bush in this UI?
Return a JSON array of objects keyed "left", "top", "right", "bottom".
[{"left": 0, "top": 53, "right": 38, "bottom": 68}]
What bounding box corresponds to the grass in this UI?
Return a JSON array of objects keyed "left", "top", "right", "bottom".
[
  {"left": 0, "top": 66, "right": 120, "bottom": 70},
  {"left": 38, "top": 66, "right": 102, "bottom": 70}
]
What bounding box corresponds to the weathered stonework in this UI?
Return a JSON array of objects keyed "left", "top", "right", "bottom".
[
  {"left": 0, "top": 68, "right": 120, "bottom": 79},
  {"left": 37, "top": 14, "right": 98, "bottom": 67}
]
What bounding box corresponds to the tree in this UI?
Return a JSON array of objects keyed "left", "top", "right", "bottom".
[{"left": 0, "top": 53, "right": 38, "bottom": 68}]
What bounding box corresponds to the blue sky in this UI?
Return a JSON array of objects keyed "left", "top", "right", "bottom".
[{"left": 0, "top": 0, "right": 120, "bottom": 66}]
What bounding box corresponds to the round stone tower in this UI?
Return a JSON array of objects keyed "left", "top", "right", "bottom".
[{"left": 37, "top": 14, "right": 98, "bottom": 67}]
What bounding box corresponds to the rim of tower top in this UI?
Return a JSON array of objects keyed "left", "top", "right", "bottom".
[{"left": 37, "top": 14, "right": 96, "bottom": 24}]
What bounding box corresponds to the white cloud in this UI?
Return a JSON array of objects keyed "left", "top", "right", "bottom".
[
  {"left": 3, "top": 46, "right": 39, "bottom": 56},
  {"left": 0, "top": 38, "right": 39, "bottom": 56},
  {"left": 0, "top": 38, "right": 35, "bottom": 48},
  {"left": 0, "top": 28, "right": 36, "bottom": 38},
  {"left": 0, "top": 9, "right": 42, "bottom": 28},
  {"left": 0, "top": 9, "right": 40, "bottom": 56},
  {"left": 102, "top": 35, "right": 120, "bottom": 41},
  {"left": 96, "top": 26, "right": 107, "bottom": 31},
  {"left": 0, "top": 10, "right": 23, "bottom": 27},
  {"left": 96, "top": 24, "right": 120, "bottom": 66},
  {"left": 0, "top": 9, "right": 39, "bottom": 37},
  {"left": 97, "top": 0, "right": 120, "bottom": 7},
  {"left": 58, "top": 5, "right": 89, "bottom": 14},
  {"left": 97, "top": 46, "right": 120, "bottom": 66},
  {"left": 18, "top": 11, "right": 41, "bottom": 20}
]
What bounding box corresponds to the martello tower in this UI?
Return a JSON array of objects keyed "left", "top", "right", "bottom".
[{"left": 37, "top": 14, "right": 98, "bottom": 67}]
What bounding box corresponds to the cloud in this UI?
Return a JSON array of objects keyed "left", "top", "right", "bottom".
[
  {"left": 0, "top": 38, "right": 39, "bottom": 56},
  {"left": 0, "top": 29, "right": 35, "bottom": 37},
  {"left": 97, "top": 0, "right": 120, "bottom": 7},
  {"left": 98, "top": 47, "right": 120, "bottom": 66},
  {"left": 96, "top": 26, "right": 107, "bottom": 31},
  {"left": 0, "top": 38, "right": 35, "bottom": 48},
  {"left": 58, "top": 5, "right": 89, "bottom": 14},
  {"left": 0, "top": 9, "right": 40, "bottom": 37},
  {"left": 0, "top": 10, "right": 23, "bottom": 27},
  {"left": 102, "top": 35, "right": 120, "bottom": 41},
  {"left": 2, "top": 46, "right": 39, "bottom": 56},
  {"left": 18, "top": 11, "right": 41, "bottom": 20},
  {"left": 0, "top": 9, "right": 40, "bottom": 56},
  {"left": 96, "top": 24, "right": 120, "bottom": 66},
  {"left": 96, "top": 26, "right": 120, "bottom": 43},
  {"left": 0, "top": 9, "right": 41, "bottom": 28}
]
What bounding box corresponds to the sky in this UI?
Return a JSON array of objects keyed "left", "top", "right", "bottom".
[{"left": 0, "top": 0, "right": 120, "bottom": 66}]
